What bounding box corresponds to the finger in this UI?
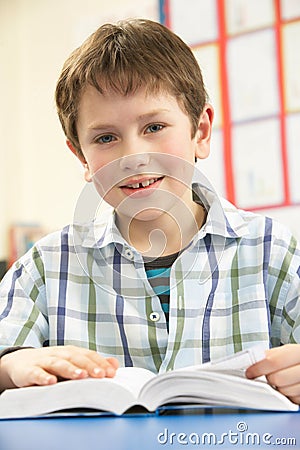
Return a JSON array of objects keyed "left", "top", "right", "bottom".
[
  {"left": 63, "top": 348, "right": 119, "bottom": 377},
  {"left": 275, "top": 380, "right": 300, "bottom": 400},
  {"left": 106, "top": 357, "right": 119, "bottom": 370},
  {"left": 40, "top": 356, "right": 89, "bottom": 381},
  {"left": 85, "top": 357, "right": 118, "bottom": 378},
  {"left": 265, "top": 363, "right": 300, "bottom": 389},
  {"left": 61, "top": 350, "right": 117, "bottom": 378},
  {"left": 273, "top": 378, "right": 300, "bottom": 405},
  {"left": 12, "top": 366, "right": 58, "bottom": 388},
  {"left": 83, "top": 354, "right": 119, "bottom": 378},
  {"left": 246, "top": 344, "right": 300, "bottom": 379},
  {"left": 46, "top": 346, "right": 118, "bottom": 378},
  {"left": 289, "top": 395, "right": 300, "bottom": 405}
]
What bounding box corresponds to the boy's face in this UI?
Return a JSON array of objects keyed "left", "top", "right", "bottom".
[{"left": 69, "top": 86, "right": 213, "bottom": 223}]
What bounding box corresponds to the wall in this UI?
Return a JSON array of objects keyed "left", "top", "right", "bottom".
[
  {"left": 162, "top": 0, "right": 300, "bottom": 239},
  {"left": 0, "top": 0, "right": 159, "bottom": 260},
  {"left": 0, "top": 0, "right": 299, "bottom": 264}
]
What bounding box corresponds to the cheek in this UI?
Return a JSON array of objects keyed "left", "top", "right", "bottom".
[
  {"left": 160, "top": 136, "right": 184, "bottom": 154},
  {"left": 160, "top": 143, "right": 196, "bottom": 187},
  {"left": 89, "top": 157, "right": 125, "bottom": 203},
  {"left": 86, "top": 155, "right": 106, "bottom": 174},
  {"left": 160, "top": 134, "right": 196, "bottom": 161},
  {"left": 85, "top": 151, "right": 117, "bottom": 183}
]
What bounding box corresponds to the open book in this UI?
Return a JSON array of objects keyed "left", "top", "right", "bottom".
[{"left": 0, "top": 346, "right": 298, "bottom": 419}]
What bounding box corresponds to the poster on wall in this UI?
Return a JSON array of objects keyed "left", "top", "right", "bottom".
[
  {"left": 227, "top": 29, "right": 279, "bottom": 122},
  {"left": 161, "top": 0, "right": 300, "bottom": 210},
  {"left": 286, "top": 114, "right": 300, "bottom": 204},
  {"left": 168, "top": 0, "right": 218, "bottom": 45},
  {"left": 232, "top": 119, "right": 284, "bottom": 208}
]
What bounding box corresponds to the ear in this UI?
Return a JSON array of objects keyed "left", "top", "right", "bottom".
[
  {"left": 66, "top": 140, "right": 92, "bottom": 182},
  {"left": 194, "top": 104, "right": 214, "bottom": 160}
]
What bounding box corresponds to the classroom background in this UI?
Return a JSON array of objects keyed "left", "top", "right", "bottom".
[{"left": 0, "top": 0, "right": 299, "bottom": 278}]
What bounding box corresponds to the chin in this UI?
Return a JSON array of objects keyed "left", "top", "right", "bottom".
[{"left": 118, "top": 207, "right": 166, "bottom": 223}]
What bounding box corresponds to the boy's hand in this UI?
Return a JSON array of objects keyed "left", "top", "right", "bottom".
[
  {"left": 246, "top": 344, "right": 300, "bottom": 404},
  {"left": 0, "top": 346, "right": 119, "bottom": 390}
]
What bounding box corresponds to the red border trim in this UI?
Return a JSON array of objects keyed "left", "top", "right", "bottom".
[
  {"left": 216, "top": 0, "right": 235, "bottom": 204},
  {"left": 274, "top": 0, "right": 290, "bottom": 206},
  {"left": 163, "top": 0, "right": 171, "bottom": 28}
]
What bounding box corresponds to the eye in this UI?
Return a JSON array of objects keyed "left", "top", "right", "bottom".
[
  {"left": 145, "top": 124, "right": 164, "bottom": 134},
  {"left": 96, "top": 134, "right": 116, "bottom": 144}
]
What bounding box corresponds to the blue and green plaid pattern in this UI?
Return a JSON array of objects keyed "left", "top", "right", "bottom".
[{"left": 0, "top": 190, "right": 300, "bottom": 374}]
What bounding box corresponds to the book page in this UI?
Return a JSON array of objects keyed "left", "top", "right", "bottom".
[
  {"left": 140, "top": 346, "right": 298, "bottom": 412},
  {"left": 112, "top": 367, "right": 156, "bottom": 398},
  {"left": 174, "top": 344, "right": 267, "bottom": 373},
  {"left": 202, "top": 344, "right": 266, "bottom": 370},
  {"left": 0, "top": 367, "right": 156, "bottom": 419}
]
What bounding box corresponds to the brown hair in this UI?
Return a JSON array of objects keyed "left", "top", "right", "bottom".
[{"left": 55, "top": 18, "right": 208, "bottom": 157}]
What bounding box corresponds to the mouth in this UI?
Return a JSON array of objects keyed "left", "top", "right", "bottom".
[
  {"left": 120, "top": 176, "right": 164, "bottom": 190},
  {"left": 119, "top": 176, "right": 164, "bottom": 198}
]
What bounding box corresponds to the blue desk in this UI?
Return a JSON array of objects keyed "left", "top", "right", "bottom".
[{"left": 0, "top": 410, "right": 299, "bottom": 450}]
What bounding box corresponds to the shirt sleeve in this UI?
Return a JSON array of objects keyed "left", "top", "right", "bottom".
[
  {"left": 0, "top": 246, "right": 49, "bottom": 348},
  {"left": 266, "top": 222, "right": 300, "bottom": 347},
  {"left": 281, "top": 267, "right": 300, "bottom": 344}
]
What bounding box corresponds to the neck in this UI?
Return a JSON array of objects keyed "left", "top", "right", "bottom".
[{"left": 116, "top": 200, "right": 206, "bottom": 257}]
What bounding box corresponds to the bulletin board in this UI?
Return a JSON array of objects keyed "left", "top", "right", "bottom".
[{"left": 159, "top": 0, "right": 300, "bottom": 210}]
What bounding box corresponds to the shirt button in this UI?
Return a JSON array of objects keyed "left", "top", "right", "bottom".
[
  {"left": 149, "top": 312, "right": 160, "bottom": 322},
  {"left": 124, "top": 248, "right": 134, "bottom": 260}
]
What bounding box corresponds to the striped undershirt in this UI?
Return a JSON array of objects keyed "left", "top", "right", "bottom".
[{"left": 144, "top": 252, "right": 179, "bottom": 330}]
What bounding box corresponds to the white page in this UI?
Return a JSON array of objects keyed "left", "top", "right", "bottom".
[
  {"left": 177, "top": 344, "right": 266, "bottom": 373},
  {"left": 112, "top": 367, "right": 156, "bottom": 398}
]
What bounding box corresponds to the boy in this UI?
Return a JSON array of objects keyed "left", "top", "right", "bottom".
[{"left": 0, "top": 19, "right": 300, "bottom": 404}]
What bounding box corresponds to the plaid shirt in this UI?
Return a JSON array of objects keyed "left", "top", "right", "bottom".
[{"left": 1, "top": 186, "right": 300, "bottom": 374}]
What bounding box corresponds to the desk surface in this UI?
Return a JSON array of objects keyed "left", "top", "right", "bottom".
[{"left": 0, "top": 410, "right": 299, "bottom": 450}]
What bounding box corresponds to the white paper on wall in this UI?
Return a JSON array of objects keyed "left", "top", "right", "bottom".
[
  {"left": 282, "top": 22, "right": 300, "bottom": 112},
  {"left": 232, "top": 118, "right": 284, "bottom": 208},
  {"left": 281, "top": 0, "right": 300, "bottom": 20},
  {"left": 286, "top": 113, "right": 300, "bottom": 203},
  {"left": 227, "top": 29, "right": 280, "bottom": 122},
  {"left": 169, "top": 0, "right": 218, "bottom": 45},
  {"left": 226, "top": 0, "right": 274, "bottom": 35}
]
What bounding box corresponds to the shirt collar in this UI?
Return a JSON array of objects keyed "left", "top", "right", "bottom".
[
  {"left": 79, "top": 211, "right": 127, "bottom": 250},
  {"left": 79, "top": 183, "right": 249, "bottom": 250},
  {"left": 192, "top": 183, "right": 249, "bottom": 239}
]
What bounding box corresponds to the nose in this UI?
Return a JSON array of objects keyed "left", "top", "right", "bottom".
[{"left": 119, "top": 152, "right": 151, "bottom": 171}]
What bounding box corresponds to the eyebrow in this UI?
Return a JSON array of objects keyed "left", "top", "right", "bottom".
[
  {"left": 87, "top": 109, "right": 170, "bottom": 130},
  {"left": 138, "top": 109, "right": 170, "bottom": 120}
]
